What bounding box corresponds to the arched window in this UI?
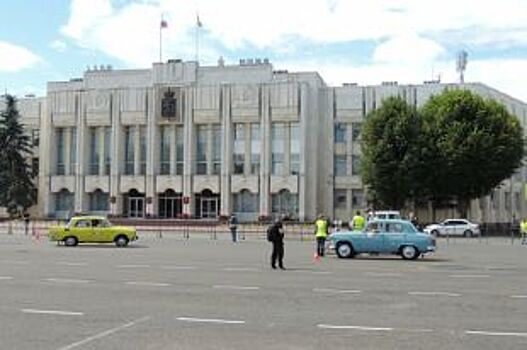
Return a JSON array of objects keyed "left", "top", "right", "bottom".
[
  {"left": 233, "top": 189, "right": 258, "bottom": 213},
  {"left": 195, "top": 189, "right": 220, "bottom": 219},
  {"left": 55, "top": 189, "right": 74, "bottom": 211},
  {"left": 90, "top": 189, "right": 109, "bottom": 211},
  {"left": 271, "top": 189, "right": 299, "bottom": 219},
  {"left": 158, "top": 189, "right": 182, "bottom": 218},
  {"left": 124, "top": 189, "right": 145, "bottom": 218}
]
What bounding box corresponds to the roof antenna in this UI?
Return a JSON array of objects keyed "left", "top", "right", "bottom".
[{"left": 456, "top": 50, "right": 468, "bottom": 83}]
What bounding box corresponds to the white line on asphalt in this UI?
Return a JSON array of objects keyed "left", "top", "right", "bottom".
[
  {"left": 125, "top": 281, "right": 171, "bottom": 287},
  {"left": 364, "top": 272, "right": 401, "bottom": 277},
  {"left": 0, "top": 276, "right": 14, "bottom": 280},
  {"left": 408, "top": 291, "right": 461, "bottom": 297},
  {"left": 1, "top": 260, "right": 29, "bottom": 265},
  {"left": 318, "top": 324, "right": 393, "bottom": 331},
  {"left": 56, "top": 262, "right": 88, "bottom": 266},
  {"left": 222, "top": 267, "right": 259, "bottom": 272},
  {"left": 43, "top": 278, "right": 92, "bottom": 284},
  {"left": 510, "top": 295, "right": 527, "bottom": 299},
  {"left": 117, "top": 264, "right": 150, "bottom": 268},
  {"left": 177, "top": 317, "right": 245, "bottom": 324},
  {"left": 160, "top": 266, "right": 198, "bottom": 270},
  {"left": 21, "top": 309, "right": 84, "bottom": 316},
  {"left": 465, "top": 330, "right": 527, "bottom": 337},
  {"left": 212, "top": 285, "right": 260, "bottom": 290},
  {"left": 449, "top": 274, "right": 490, "bottom": 278},
  {"left": 56, "top": 316, "right": 150, "bottom": 350},
  {"left": 313, "top": 288, "right": 362, "bottom": 294}
]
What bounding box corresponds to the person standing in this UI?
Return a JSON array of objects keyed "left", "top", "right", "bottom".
[
  {"left": 521, "top": 218, "right": 527, "bottom": 245},
  {"left": 351, "top": 210, "right": 366, "bottom": 231},
  {"left": 315, "top": 214, "right": 329, "bottom": 257},
  {"left": 228, "top": 214, "right": 238, "bottom": 243},
  {"left": 268, "top": 219, "right": 285, "bottom": 269}
]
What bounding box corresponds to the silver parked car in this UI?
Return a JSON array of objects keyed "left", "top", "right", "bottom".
[{"left": 424, "top": 219, "right": 480, "bottom": 237}]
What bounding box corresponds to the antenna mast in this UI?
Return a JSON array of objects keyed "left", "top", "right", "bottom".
[{"left": 456, "top": 50, "right": 468, "bottom": 83}]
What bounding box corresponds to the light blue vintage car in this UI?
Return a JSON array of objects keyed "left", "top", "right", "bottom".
[{"left": 329, "top": 219, "right": 436, "bottom": 260}]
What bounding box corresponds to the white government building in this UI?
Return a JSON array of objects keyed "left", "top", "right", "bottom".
[{"left": 6, "top": 58, "right": 527, "bottom": 222}]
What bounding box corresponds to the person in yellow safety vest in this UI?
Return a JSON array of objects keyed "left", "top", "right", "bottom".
[
  {"left": 520, "top": 219, "right": 527, "bottom": 245},
  {"left": 315, "top": 214, "right": 329, "bottom": 257},
  {"left": 351, "top": 210, "right": 366, "bottom": 231}
]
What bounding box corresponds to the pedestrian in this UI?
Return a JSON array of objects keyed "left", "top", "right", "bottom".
[
  {"left": 351, "top": 210, "right": 366, "bottom": 231},
  {"left": 411, "top": 216, "right": 421, "bottom": 231},
  {"left": 228, "top": 214, "right": 238, "bottom": 243},
  {"left": 267, "top": 218, "right": 285, "bottom": 270},
  {"left": 314, "top": 214, "right": 329, "bottom": 257},
  {"left": 521, "top": 218, "right": 527, "bottom": 245}
]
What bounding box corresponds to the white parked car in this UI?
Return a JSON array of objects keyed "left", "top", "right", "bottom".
[{"left": 424, "top": 219, "right": 480, "bottom": 237}]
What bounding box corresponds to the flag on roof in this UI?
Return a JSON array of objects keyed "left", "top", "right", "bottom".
[
  {"left": 160, "top": 19, "right": 168, "bottom": 28},
  {"left": 196, "top": 14, "right": 202, "bottom": 28}
]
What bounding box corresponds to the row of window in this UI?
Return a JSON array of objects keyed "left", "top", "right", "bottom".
[
  {"left": 55, "top": 122, "right": 300, "bottom": 176},
  {"left": 54, "top": 189, "right": 299, "bottom": 219}
]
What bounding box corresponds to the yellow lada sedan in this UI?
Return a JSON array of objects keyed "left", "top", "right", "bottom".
[{"left": 49, "top": 216, "right": 138, "bottom": 247}]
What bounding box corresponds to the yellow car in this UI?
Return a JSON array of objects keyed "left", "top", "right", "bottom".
[{"left": 48, "top": 216, "right": 138, "bottom": 247}]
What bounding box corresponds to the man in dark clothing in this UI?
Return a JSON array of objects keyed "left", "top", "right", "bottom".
[
  {"left": 228, "top": 214, "right": 238, "bottom": 243},
  {"left": 268, "top": 219, "right": 285, "bottom": 270}
]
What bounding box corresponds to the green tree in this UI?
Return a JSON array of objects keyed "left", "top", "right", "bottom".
[
  {"left": 0, "top": 94, "right": 36, "bottom": 217},
  {"left": 421, "top": 89, "right": 524, "bottom": 216},
  {"left": 361, "top": 96, "right": 424, "bottom": 209}
]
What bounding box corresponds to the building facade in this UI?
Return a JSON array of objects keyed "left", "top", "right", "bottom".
[{"left": 9, "top": 59, "right": 527, "bottom": 222}]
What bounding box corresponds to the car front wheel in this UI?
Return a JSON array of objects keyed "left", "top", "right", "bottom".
[
  {"left": 463, "top": 230, "right": 473, "bottom": 237},
  {"left": 115, "top": 235, "right": 129, "bottom": 247},
  {"left": 431, "top": 230, "right": 439, "bottom": 237},
  {"left": 336, "top": 242, "right": 354, "bottom": 259},
  {"left": 401, "top": 245, "right": 419, "bottom": 260}
]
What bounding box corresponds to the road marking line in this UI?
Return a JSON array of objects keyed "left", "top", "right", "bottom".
[
  {"left": 318, "top": 324, "right": 393, "bottom": 331},
  {"left": 21, "top": 309, "right": 84, "bottom": 316},
  {"left": 0, "top": 276, "right": 14, "bottom": 280},
  {"left": 117, "top": 264, "right": 150, "bottom": 268},
  {"left": 56, "top": 316, "right": 150, "bottom": 350},
  {"left": 465, "top": 330, "right": 527, "bottom": 337},
  {"left": 365, "top": 272, "right": 401, "bottom": 277},
  {"left": 450, "top": 274, "right": 490, "bottom": 278},
  {"left": 56, "top": 262, "right": 88, "bottom": 266},
  {"left": 1, "top": 260, "right": 29, "bottom": 265},
  {"left": 44, "top": 278, "right": 92, "bottom": 284},
  {"left": 177, "top": 317, "right": 245, "bottom": 324},
  {"left": 213, "top": 285, "right": 259, "bottom": 290},
  {"left": 160, "top": 266, "right": 198, "bottom": 270},
  {"left": 223, "top": 267, "right": 259, "bottom": 272},
  {"left": 409, "top": 291, "right": 461, "bottom": 297},
  {"left": 313, "top": 288, "right": 362, "bottom": 294},
  {"left": 125, "top": 281, "right": 171, "bottom": 287},
  {"left": 510, "top": 295, "right": 527, "bottom": 299}
]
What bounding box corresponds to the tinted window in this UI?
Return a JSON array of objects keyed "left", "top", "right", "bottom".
[{"left": 75, "top": 220, "right": 91, "bottom": 228}]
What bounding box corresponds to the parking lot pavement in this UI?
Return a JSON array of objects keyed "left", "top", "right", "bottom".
[{"left": 0, "top": 236, "right": 526, "bottom": 350}]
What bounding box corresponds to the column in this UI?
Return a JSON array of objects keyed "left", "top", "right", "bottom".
[
  {"left": 220, "top": 84, "right": 232, "bottom": 216},
  {"left": 133, "top": 125, "right": 141, "bottom": 176},
  {"left": 146, "top": 89, "right": 156, "bottom": 216},
  {"left": 298, "top": 83, "right": 308, "bottom": 221},
  {"left": 183, "top": 87, "right": 194, "bottom": 217},
  {"left": 169, "top": 124, "right": 176, "bottom": 175},
  {"left": 110, "top": 92, "right": 122, "bottom": 216},
  {"left": 64, "top": 127, "right": 72, "bottom": 176},
  {"left": 243, "top": 123, "right": 251, "bottom": 176},
  {"left": 76, "top": 92, "right": 87, "bottom": 213},
  {"left": 260, "top": 85, "right": 270, "bottom": 217},
  {"left": 98, "top": 127, "right": 105, "bottom": 176}
]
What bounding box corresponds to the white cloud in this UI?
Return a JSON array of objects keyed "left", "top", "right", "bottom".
[
  {"left": 280, "top": 57, "right": 527, "bottom": 102},
  {"left": 373, "top": 33, "right": 446, "bottom": 64},
  {"left": 50, "top": 40, "right": 67, "bottom": 52},
  {"left": 0, "top": 42, "right": 40, "bottom": 72}
]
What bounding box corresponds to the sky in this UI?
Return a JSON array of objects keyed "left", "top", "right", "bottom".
[{"left": 1, "top": 0, "right": 527, "bottom": 101}]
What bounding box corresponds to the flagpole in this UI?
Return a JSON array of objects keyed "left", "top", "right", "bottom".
[
  {"left": 195, "top": 14, "right": 199, "bottom": 64},
  {"left": 159, "top": 18, "right": 163, "bottom": 63}
]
